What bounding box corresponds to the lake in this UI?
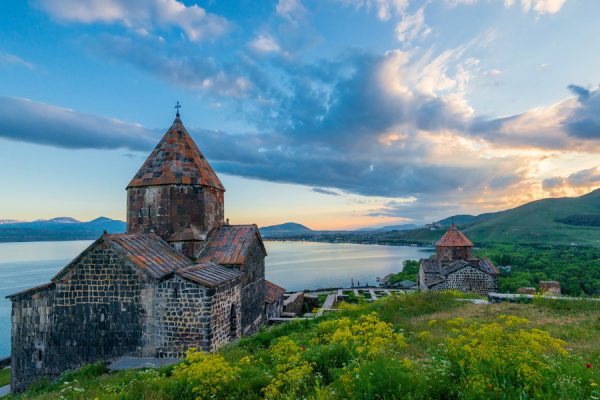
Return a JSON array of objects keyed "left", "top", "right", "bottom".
[{"left": 0, "top": 240, "right": 428, "bottom": 358}]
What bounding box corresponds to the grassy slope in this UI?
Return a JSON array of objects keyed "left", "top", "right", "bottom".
[
  {"left": 379, "top": 189, "right": 600, "bottom": 246},
  {"left": 0, "top": 368, "right": 9, "bottom": 387},
  {"left": 11, "top": 292, "right": 600, "bottom": 400},
  {"left": 461, "top": 190, "right": 600, "bottom": 245}
]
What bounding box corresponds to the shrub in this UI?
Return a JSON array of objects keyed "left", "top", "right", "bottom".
[
  {"left": 262, "top": 337, "right": 315, "bottom": 399},
  {"left": 335, "top": 357, "right": 430, "bottom": 399},
  {"left": 172, "top": 349, "right": 239, "bottom": 399},
  {"left": 311, "top": 313, "right": 406, "bottom": 359},
  {"left": 444, "top": 315, "right": 569, "bottom": 398}
]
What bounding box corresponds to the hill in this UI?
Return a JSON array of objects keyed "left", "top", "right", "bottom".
[
  {"left": 9, "top": 292, "right": 600, "bottom": 399},
  {"left": 0, "top": 217, "right": 126, "bottom": 242},
  {"left": 260, "top": 222, "right": 313, "bottom": 237},
  {"left": 371, "top": 189, "right": 600, "bottom": 246}
]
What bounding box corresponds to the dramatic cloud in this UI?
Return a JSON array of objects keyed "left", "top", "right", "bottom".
[
  {"left": 35, "top": 0, "right": 229, "bottom": 42},
  {"left": 542, "top": 167, "right": 600, "bottom": 195},
  {"left": 87, "top": 35, "right": 264, "bottom": 99},
  {"left": 0, "top": 96, "right": 156, "bottom": 151}
]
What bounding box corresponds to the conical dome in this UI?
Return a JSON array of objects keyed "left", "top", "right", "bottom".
[
  {"left": 127, "top": 116, "right": 224, "bottom": 191},
  {"left": 436, "top": 224, "right": 473, "bottom": 247}
]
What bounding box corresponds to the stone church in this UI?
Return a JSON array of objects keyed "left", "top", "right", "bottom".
[
  {"left": 8, "top": 111, "right": 284, "bottom": 391},
  {"left": 418, "top": 224, "right": 499, "bottom": 295}
]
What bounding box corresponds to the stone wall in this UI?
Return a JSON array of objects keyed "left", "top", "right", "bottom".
[
  {"left": 265, "top": 297, "right": 284, "bottom": 320},
  {"left": 209, "top": 279, "right": 241, "bottom": 351},
  {"left": 10, "top": 285, "right": 55, "bottom": 392},
  {"left": 444, "top": 266, "right": 497, "bottom": 295},
  {"left": 126, "top": 185, "right": 224, "bottom": 240},
  {"left": 436, "top": 246, "right": 472, "bottom": 262},
  {"left": 153, "top": 275, "right": 241, "bottom": 356},
  {"left": 153, "top": 276, "right": 211, "bottom": 356},
  {"left": 283, "top": 292, "right": 304, "bottom": 316},
  {"left": 11, "top": 244, "right": 149, "bottom": 392},
  {"left": 237, "top": 237, "right": 265, "bottom": 335}
]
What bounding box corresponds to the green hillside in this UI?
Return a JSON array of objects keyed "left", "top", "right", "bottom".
[
  {"left": 9, "top": 292, "right": 600, "bottom": 400},
  {"left": 376, "top": 189, "right": 600, "bottom": 246},
  {"left": 461, "top": 189, "right": 600, "bottom": 246}
]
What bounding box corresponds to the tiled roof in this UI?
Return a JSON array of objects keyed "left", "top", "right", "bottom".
[
  {"left": 265, "top": 280, "right": 286, "bottom": 304},
  {"left": 6, "top": 282, "right": 55, "bottom": 299},
  {"left": 420, "top": 257, "right": 499, "bottom": 289},
  {"left": 420, "top": 259, "right": 441, "bottom": 273},
  {"left": 105, "top": 234, "right": 192, "bottom": 279},
  {"left": 177, "top": 262, "right": 242, "bottom": 287},
  {"left": 127, "top": 117, "right": 225, "bottom": 190},
  {"left": 436, "top": 224, "right": 474, "bottom": 247},
  {"left": 168, "top": 224, "right": 206, "bottom": 242},
  {"left": 199, "top": 224, "right": 266, "bottom": 266}
]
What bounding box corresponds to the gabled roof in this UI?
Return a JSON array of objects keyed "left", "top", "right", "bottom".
[
  {"left": 177, "top": 262, "right": 242, "bottom": 287},
  {"left": 168, "top": 224, "right": 206, "bottom": 242},
  {"left": 53, "top": 233, "right": 192, "bottom": 281},
  {"left": 6, "top": 282, "right": 55, "bottom": 299},
  {"left": 127, "top": 116, "right": 225, "bottom": 190},
  {"left": 198, "top": 224, "right": 266, "bottom": 266},
  {"left": 265, "top": 280, "right": 286, "bottom": 304},
  {"left": 436, "top": 224, "right": 474, "bottom": 247},
  {"left": 105, "top": 234, "right": 192, "bottom": 279}
]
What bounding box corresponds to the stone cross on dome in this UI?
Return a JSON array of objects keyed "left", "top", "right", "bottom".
[{"left": 175, "top": 101, "right": 182, "bottom": 117}]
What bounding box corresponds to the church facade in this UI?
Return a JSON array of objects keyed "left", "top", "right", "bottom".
[
  {"left": 8, "top": 113, "right": 283, "bottom": 392},
  {"left": 418, "top": 224, "right": 499, "bottom": 295}
]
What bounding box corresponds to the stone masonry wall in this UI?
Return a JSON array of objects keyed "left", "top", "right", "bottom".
[
  {"left": 154, "top": 276, "right": 211, "bottom": 357},
  {"left": 10, "top": 286, "right": 55, "bottom": 392},
  {"left": 209, "top": 279, "right": 241, "bottom": 352},
  {"left": 126, "top": 185, "right": 224, "bottom": 241},
  {"left": 11, "top": 244, "right": 150, "bottom": 392},
  {"left": 444, "top": 266, "right": 497, "bottom": 295},
  {"left": 237, "top": 237, "right": 265, "bottom": 335}
]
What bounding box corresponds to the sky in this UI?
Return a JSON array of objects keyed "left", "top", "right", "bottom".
[{"left": 1, "top": 0, "right": 600, "bottom": 230}]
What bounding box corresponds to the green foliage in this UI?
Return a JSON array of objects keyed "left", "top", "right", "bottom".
[
  {"left": 477, "top": 243, "right": 600, "bottom": 296},
  {"left": 386, "top": 259, "right": 419, "bottom": 285},
  {"left": 13, "top": 293, "right": 600, "bottom": 400},
  {"left": 0, "top": 367, "right": 10, "bottom": 387}
]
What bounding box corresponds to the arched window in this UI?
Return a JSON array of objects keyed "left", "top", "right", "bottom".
[{"left": 229, "top": 304, "right": 238, "bottom": 339}]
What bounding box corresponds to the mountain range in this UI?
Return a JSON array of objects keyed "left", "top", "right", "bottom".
[
  {"left": 4, "top": 188, "right": 600, "bottom": 245},
  {"left": 260, "top": 189, "right": 600, "bottom": 246},
  {"left": 0, "top": 217, "right": 126, "bottom": 242}
]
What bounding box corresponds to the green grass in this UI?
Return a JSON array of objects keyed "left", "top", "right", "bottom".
[
  {"left": 0, "top": 368, "right": 9, "bottom": 387},
  {"left": 11, "top": 292, "right": 600, "bottom": 399}
]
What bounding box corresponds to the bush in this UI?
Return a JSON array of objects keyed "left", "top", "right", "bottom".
[
  {"left": 172, "top": 349, "right": 239, "bottom": 399},
  {"left": 444, "top": 315, "right": 569, "bottom": 398}
]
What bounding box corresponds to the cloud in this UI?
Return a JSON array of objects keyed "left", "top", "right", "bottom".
[
  {"left": 35, "top": 0, "right": 229, "bottom": 42},
  {"left": 469, "top": 84, "right": 600, "bottom": 150},
  {"left": 87, "top": 35, "right": 263, "bottom": 99},
  {"left": 395, "top": 7, "right": 431, "bottom": 44},
  {"left": 249, "top": 34, "right": 281, "bottom": 54},
  {"left": 0, "top": 96, "right": 156, "bottom": 151},
  {"left": 0, "top": 52, "right": 35, "bottom": 69},
  {"left": 276, "top": 0, "right": 307, "bottom": 23},
  {"left": 447, "top": 0, "right": 568, "bottom": 14},
  {"left": 337, "top": 0, "right": 408, "bottom": 21},
  {"left": 567, "top": 84, "right": 590, "bottom": 101},
  {"left": 542, "top": 167, "right": 600, "bottom": 195},
  {"left": 312, "top": 187, "right": 341, "bottom": 196},
  {"left": 519, "top": 0, "right": 567, "bottom": 14}
]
